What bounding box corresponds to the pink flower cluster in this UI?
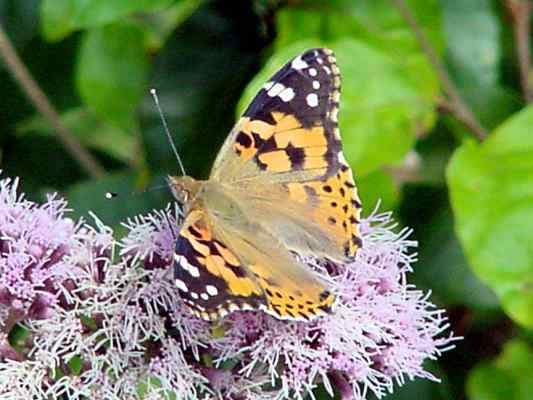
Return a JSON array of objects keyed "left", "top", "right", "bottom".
[
  {"left": 0, "top": 175, "right": 457, "bottom": 400},
  {"left": 0, "top": 177, "right": 77, "bottom": 326},
  {"left": 205, "top": 215, "right": 455, "bottom": 399}
]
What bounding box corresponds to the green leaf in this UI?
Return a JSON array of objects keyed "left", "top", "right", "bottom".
[
  {"left": 40, "top": 0, "right": 76, "bottom": 42},
  {"left": 276, "top": 0, "right": 444, "bottom": 56},
  {"left": 413, "top": 207, "right": 499, "bottom": 310},
  {"left": 276, "top": 0, "right": 443, "bottom": 105},
  {"left": 8, "top": 324, "right": 29, "bottom": 348},
  {"left": 441, "top": 0, "right": 521, "bottom": 132},
  {"left": 17, "top": 107, "right": 138, "bottom": 164},
  {"left": 447, "top": 105, "right": 533, "bottom": 327},
  {"left": 238, "top": 38, "right": 438, "bottom": 177},
  {"left": 357, "top": 169, "right": 400, "bottom": 215},
  {"left": 467, "top": 340, "right": 533, "bottom": 400},
  {"left": 336, "top": 38, "right": 436, "bottom": 176},
  {"left": 68, "top": 355, "right": 82, "bottom": 375},
  {"left": 41, "top": 0, "right": 174, "bottom": 41},
  {"left": 137, "top": 376, "right": 176, "bottom": 400},
  {"left": 140, "top": 0, "right": 204, "bottom": 51},
  {"left": 76, "top": 22, "right": 148, "bottom": 132},
  {"left": 442, "top": 0, "right": 500, "bottom": 89},
  {"left": 399, "top": 182, "right": 500, "bottom": 311}
]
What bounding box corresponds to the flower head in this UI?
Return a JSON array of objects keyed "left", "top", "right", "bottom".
[
  {"left": 208, "top": 211, "right": 456, "bottom": 399},
  {"left": 0, "top": 175, "right": 457, "bottom": 399},
  {"left": 0, "top": 177, "right": 78, "bottom": 325}
]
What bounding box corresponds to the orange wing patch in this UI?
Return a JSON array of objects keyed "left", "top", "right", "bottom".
[
  {"left": 232, "top": 112, "right": 332, "bottom": 175},
  {"left": 252, "top": 265, "right": 336, "bottom": 320},
  {"left": 286, "top": 162, "right": 362, "bottom": 259}
]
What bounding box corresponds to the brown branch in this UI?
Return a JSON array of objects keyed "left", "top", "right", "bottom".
[
  {"left": 392, "top": 0, "right": 489, "bottom": 142},
  {"left": 0, "top": 24, "right": 105, "bottom": 178},
  {"left": 506, "top": 0, "right": 533, "bottom": 102}
]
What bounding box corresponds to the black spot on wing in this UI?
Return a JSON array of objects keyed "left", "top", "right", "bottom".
[
  {"left": 286, "top": 143, "right": 306, "bottom": 169},
  {"left": 236, "top": 131, "right": 253, "bottom": 148}
]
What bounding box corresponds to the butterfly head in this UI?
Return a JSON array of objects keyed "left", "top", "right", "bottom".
[{"left": 167, "top": 175, "right": 201, "bottom": 210}]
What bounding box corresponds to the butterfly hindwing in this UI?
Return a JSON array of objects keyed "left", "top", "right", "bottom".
[
  {"left": 174, "top": 204, "right": 335, "bottom": 321},
  {"left": 174, "top": 209, "right": 264, "bottom": 320}
]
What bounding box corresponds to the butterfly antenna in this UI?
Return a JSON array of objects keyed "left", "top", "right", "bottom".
[
  {"left": 105, "top": 183, "right": 169, "bottom": 200},
  {"left": 150, "top": 88, "right": 187, "bottom": 176}
]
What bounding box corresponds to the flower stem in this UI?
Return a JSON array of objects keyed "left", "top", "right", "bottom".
[
  {"left": 0, "top": 24, "right": 105, "bottom": 178},
  {"left": 392, "top": 0, "right": 488, "bottom": 142},
  {"left": 506, "top": 0, "right": 533, "bottom": 103}
]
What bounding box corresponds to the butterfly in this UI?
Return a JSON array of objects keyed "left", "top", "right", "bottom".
[{"left": 168, "top": 48, "right": 362, "bottom": 321}]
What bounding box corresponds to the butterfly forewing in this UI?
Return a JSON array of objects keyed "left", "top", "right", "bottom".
[
  {"left": 211, "top": 48, "right": 342, "bottom": 182},
  {"left": 211, "top": 48, "right": 362, "bottom": 262}
]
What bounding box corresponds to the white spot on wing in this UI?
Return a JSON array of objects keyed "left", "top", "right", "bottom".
[
  {"left": 263, "top": 81, "right": 274, "bottom": 91},
  {"left": 291, "top": 55, "right": 308, "bottom": 70},
  {"left": 267, "top": 82, "right": 285, "bottom": 97},
  {"left": 190, "top": 292, "right": 199, "bottom": 299},
  {"left": 175, "top": 279, "right": 188, "bottom": 292},
  {"left": 313, "top": 80, "right": 320, "bottom": 90},
  {"left": 218, "top": 308, "right": 228, "bottom": 318},
  {"left": 175, "top": 255, "right": 200, "bottom": 278},
  {"left": 306, "top": 93, "right": 319, "bottom": 107},
  {"left": 331, "top": 108, "right": 338, "bottom": 122},
  {"left": 278, "top": 87, "right": 295, "bottom": 102},
  {"left": 201, "top": 293, "right": 209, "bottom": 301},
  {"left": 206, "top": 285, "right": 218, "bottom": 296},
  {"left": 309, "top": 68, "right": 317, "bottom": 77},
  {"left": 338, "top": 152, "right": 348, "bottom": 164},
  {"left": 323, "top": 66, "right": 331, "bottom": 75}
]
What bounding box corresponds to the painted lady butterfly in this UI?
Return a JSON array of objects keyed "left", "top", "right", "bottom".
[{"left": 168, "top": 48, "right": 362, "bottom": 321}]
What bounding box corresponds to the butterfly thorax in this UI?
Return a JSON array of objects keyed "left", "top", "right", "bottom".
[{"left": 168, "top": 175, "right": 245, "bottom": 222}]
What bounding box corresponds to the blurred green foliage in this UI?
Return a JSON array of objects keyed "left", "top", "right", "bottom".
[{"left": 1, "top": 0, "right": 532, "bottom": 399}]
